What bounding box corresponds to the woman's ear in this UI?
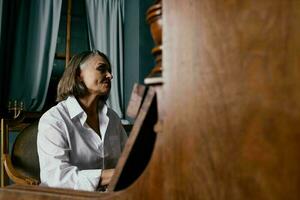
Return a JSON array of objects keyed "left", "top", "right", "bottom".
[
  {"left": 78, "top": 81, "right": 86, "bottom": 91},
  {"left": 76, "top": 73, "right": 83, "bottom": 82},
  {"left": 74, "top": 79, "right": 87, "bottom": 97},
  {"left": 76, "top": 67, "right": 83, "bottom": 81}
]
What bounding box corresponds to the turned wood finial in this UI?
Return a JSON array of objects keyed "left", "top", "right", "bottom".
[{"left": 145, "top": 0, "right": 162, "bottom": 85}]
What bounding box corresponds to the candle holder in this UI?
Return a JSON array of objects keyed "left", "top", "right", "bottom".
[{"left": 7, "top": 100, "right": 24, "bottom": 119}]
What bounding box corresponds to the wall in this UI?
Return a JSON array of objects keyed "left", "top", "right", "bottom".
[{"left": 124, "top": 0, "right": 154, "bottom": 121}]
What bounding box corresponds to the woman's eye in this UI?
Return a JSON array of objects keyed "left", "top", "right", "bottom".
[
  {"left": 97, "top": 68, "right": 106, "bottom": 72},
  {"left": 97, "top": 65, "right": 111, "bottom": 73},
  {"left": 97, "top": 66, "right": 106, "bottom": 72}
]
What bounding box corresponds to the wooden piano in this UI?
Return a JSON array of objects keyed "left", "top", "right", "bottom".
[{"left": 1, "top": 0, "right": 300, "bottom": 199}]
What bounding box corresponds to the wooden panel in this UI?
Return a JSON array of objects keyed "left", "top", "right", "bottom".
[
  {"left": 109, "top": 86, "right": 157, "bottom": 191},
  {"left": 0, "top": 0, "right": 300, "bottom": 199},
  {"left": 126, "top": 84, "right": 146, "bottom": 119},
  {"left": 0, "top": 185, "right": 114, "bottom": 199},
  {"left": 162, "top": 0, "right": 300, "bottom": 199}
]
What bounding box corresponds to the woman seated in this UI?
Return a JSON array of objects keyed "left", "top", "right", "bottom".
[{"left": 37, "top": 50, "right": 127, "bottom": 191}]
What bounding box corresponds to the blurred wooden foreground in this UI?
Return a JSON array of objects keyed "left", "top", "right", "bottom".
[{"left": 0, "top": 0, "right": 300, "bottom": 199}]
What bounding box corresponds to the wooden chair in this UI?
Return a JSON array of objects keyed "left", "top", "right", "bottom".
[{"left": 1, "top": 114, "right": 41, "bottom": 187}]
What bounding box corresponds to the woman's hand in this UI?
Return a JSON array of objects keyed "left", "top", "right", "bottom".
[{"left": 100, "top": 169, "right": 115, "bottom": 186}]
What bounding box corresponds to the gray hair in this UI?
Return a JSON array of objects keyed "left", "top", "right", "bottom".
[{"left": 56, "top": 50, "right": 112, "bottom": 102}]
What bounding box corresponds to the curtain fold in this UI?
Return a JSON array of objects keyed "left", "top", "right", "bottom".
[
  {"left": 85, "top": 0, "right": 124, "bottom": 118},
  {"left": 0, "top": 0, "right": 3, "bottom": 38},
  {"left": 8, "top": 0, "right": 62, "bottom": 111},
  {"left": 0, "top": 0, "right": 20, "bottom": 115}
]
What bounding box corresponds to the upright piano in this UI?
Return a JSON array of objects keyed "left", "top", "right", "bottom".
[{"left": 1, "top": 0, "right": 300, "bottom": 199}]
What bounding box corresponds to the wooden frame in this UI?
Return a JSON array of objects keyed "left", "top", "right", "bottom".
[
  {"left": 0, "top": 119, "right": 8, "bottom": 187},
  {"left": 54, "top": 0, "right": 72, "bottom": 65},
  {"left": 0, "top": 113, "right": 41, "bottom": 187},
  {"left": 2, "top": 154, "right": 39, "bottom": 186}
]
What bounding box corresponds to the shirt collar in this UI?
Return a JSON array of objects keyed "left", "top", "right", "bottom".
[
  {"left": 65, "top": 96, "right": 109, "bottom": 127},
  {"left": 66, "top": 96, "right": 85, "bottom": 119}
]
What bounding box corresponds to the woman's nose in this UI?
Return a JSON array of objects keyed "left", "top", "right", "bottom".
[{"left": 106, "top": 71, "right": 113, "bottom": 80}]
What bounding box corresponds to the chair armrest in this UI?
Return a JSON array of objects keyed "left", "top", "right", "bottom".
[{"left": 2, "top": 154, "right": 39, "bottom": 185}]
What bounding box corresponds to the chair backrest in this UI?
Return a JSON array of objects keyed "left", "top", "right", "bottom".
[{"left": 11, "top": 121, "right": 40, "bottom": 181}]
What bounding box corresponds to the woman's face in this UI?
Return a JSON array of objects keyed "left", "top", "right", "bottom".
[{"left": 79, "top": 54, "right": 112, "bottom": 96}]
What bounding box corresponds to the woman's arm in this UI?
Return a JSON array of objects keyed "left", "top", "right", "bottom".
[
  {"left": 100, "top": 169, "right": 115, "bottom": 186},
  {"left": 37, "top": 117, "right": 101, "bottom": 191}
]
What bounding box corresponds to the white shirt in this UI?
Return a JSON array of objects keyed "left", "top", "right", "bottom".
[{"left": 37, "top": 96, "right": 127, "bottom": 191}]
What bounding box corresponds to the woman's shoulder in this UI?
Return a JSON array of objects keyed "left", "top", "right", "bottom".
[
  {"left": 106, "top": 107, "right": 121, "bottom": 120},
  {"left": 40, "top": 101, "right": 68, "bottom": 124}
]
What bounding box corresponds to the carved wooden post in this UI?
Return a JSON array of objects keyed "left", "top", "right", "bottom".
[{"left": 145, "top": 0, "right": 162, "bottom": 85}]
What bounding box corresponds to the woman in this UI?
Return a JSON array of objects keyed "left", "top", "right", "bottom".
[{"left": 37, "top": 50, "right": 127, "bottom": 191}]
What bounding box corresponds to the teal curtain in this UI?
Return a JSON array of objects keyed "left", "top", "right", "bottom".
[
  {"left": 8, "top": 0, "right": 62, "bottom": 111},
  {"left": 85, "top": 0, "right": 124, "bottom": 118},
  {"left": 0, "top": 0, "right": 20, "bottom": 115},
  {"left": 0, "top": 1, "right": 3, "bottom": 38}
]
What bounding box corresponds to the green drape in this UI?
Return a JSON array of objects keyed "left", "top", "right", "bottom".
[
  {"left": 8, "top": 0, "right": 62, "bottom": 111},
  {"left": 0, "top": 0, "right": 20, "bottom": 115}
]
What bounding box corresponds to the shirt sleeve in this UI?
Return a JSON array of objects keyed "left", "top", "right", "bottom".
[
  {"left": 37, "top": 116, "right": 101, "bottom": 191},
  {"left": 120, "top": 124, "right": 128, "bottom": 151}
]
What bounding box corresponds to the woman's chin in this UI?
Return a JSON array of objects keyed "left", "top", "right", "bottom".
[{"left": 98, "top": 88, "right": 111, "bottom": 96}]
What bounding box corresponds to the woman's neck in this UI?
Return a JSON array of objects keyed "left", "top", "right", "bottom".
[
  {"left": 78, "top": 95, "right": 101, "bottom": 116},
  {"left": 78, "top": 95, "right": 104, "bottom": 136}
]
